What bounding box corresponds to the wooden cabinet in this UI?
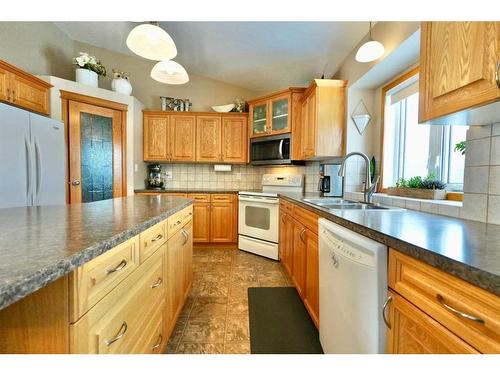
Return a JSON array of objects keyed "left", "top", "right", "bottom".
[
  {"left": 170, "top": 115, "right": 196, "bottom": 161},
  {"left": 294, "top": 79, "right": 347, "bottom": 160},
  {"left": 221, "top": 116, "right": 247, "bottom": 163},
  {"left": 279, "top": 199, "right": 319, "bottom": 328},
  {"left": 189, "top": 194, "right": 211, "bottom": 243},
  {"left": 419, "top": 22, "right": 500, "bottom": 123},
  {"left": 143, "top": 111, "right": 248, "bottom": 163},
  {"left": 0, "top": 60, "right": 51, "bottom": 115},
  {"left": 386, "top": 291, "right": 479, "bottom": 354},
  {"left": 387, "top": 249, "right": 500, "bottom": 354},
  {"left": 211, "top": 200, "right": 234, "bottom": 243},
  {"left": 248, "top": 88, "right": 305, "bottom": 138},
  {"left": 143, "top": 115, "right": 169, "bottom": 161}
]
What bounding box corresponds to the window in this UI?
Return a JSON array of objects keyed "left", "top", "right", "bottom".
[{"left": 381, "top": 71, "right": 468, "bottom": 192}]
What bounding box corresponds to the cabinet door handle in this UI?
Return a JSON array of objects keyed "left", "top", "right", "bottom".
[
  {"left": 436, "top": 294, "right": 484, "bottom": 324},
  {"left": 6, "top": 88, "right": 11, "bottom": 101},
  {"left": 496, "top": 62, "right": 500, "bottom": 89},
  {"left": 106, "top": 259, "right": 127, "bottom": 275},
  {"left": 181, "top": 229, "right": 189, "bottom": 245},
  {"left": 150, "top": 277, "right": 163, "bottom": 288},
  {"left": 105, "top": 321, "right": 128, "bottom": 346},
  {"left": 281, "top": 214, "right": 286, "bottom": 224},
  {"left": 382, "top": 296, "right": 392, "bottom": 329},
  {"left": 299, "top": 228, "right": 306, "bottom": 243},
  {"left": 151, "top": 233, "right": 163, "bottom": 242},
  {"left": 11, "top": 90, "right": 15, "bottom": 102},
  {"left": 151, "top": 334, "right": 163, "bottom": 350}
]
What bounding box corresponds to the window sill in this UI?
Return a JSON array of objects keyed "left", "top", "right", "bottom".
[{"left": 344, "top": 191, "right": 463, "bottom": 218}]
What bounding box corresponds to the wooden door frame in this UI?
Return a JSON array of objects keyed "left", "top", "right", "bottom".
[
  {"left": 378, "top": 66, "right": 420, "bottom": 192},
  {"left": 60, "top": 91, "right": 128, "bottom": 203}
]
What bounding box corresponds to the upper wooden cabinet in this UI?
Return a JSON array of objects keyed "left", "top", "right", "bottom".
[
  {"left": 294, "top": 79, "right": 347, "bottom": 160},
  {"left": 248, "top": 87, "right": 305, "bottom": 138},
  {"left": 143, "top": 111, "right": 248, "bottom": 164},
  {"left": 419, "top": 22, "right": 500, "bottom": 123},
  {"left": 0, "top": 60, "right": 52, "bottom": 115}
]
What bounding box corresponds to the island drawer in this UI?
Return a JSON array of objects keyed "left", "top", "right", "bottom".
[
  {"left": 167, "top": 205, "right": 193, "bottom": 238},
  {"left": 70, "top": 250, "right": 164, "bottom": 354},
  {"left": 69, "top": 235, "right": 140, "bottom": 322},
  {"left": 139, "top": 220, "right": 167, "bottom": 262},
  {"left": 389, "top": 249, "right": 500, "bottom": 353}
]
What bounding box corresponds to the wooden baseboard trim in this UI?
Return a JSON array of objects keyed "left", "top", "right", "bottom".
[{"left": 193, "top": 243, "right": 238, "bottom": 250}]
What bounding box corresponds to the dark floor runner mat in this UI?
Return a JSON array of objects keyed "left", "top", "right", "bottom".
[{"left": 248, "top": 287, "right": 323, "bottom": 354}]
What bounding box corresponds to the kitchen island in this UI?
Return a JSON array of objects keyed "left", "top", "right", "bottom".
[{"left": 0, "top": 195, "right": 194, "bottom": 353}]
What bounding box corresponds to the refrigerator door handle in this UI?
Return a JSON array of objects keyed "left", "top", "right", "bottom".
[
  {"left": 25, "top": 137, "right": 33, "bottom": 205},
  {"left": 34, "top": 137, "right": 41, "bottom": 205}
]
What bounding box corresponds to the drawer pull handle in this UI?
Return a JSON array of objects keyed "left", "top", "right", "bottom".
[
  {"left": 436, "top": 294, "right": 485, "bottom": 324},
  {"left": 105, "top": 321, "right": 128, "bottom": 346},
  {"left": 176, "top": 220, "right": 181, "bottom": 225},
  {"left": 382, "top": 296, "right": 392, "bottom": 329},
  {"left": 151, "top": 334, "right": 163, "bottom": 350},
  {"left": 151, "top": 234, "right": 163, "bottom": 242},
  {"left": 106, "top": 259, "right": 127, "bottom": 275},
  {"left": 181, "top": 229, "right": 189, "bottom": 245},
  {"left": 151, "top": 277, "right": 163, "bottom": 288}
]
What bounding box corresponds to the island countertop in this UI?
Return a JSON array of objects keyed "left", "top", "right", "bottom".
[{"left": 0, "top": 195, "right": 193, "bottom": 311}]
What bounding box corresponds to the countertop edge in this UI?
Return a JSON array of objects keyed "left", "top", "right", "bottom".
[
  {"left": 0, "top": 199, "right": 193, "bottom": 311},
  {"left": 279, "top": 195, "right": 500, "bottom": 297}
]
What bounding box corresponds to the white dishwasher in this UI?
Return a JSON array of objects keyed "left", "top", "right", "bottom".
[{"left": 318, "top": 218, "right": 387, "bottom": 354}]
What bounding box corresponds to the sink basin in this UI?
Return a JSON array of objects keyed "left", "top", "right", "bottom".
[
  {"left": 302, "top": 198, "right": 403, "bottom": 211},
  {"left": 302, "top": 198, "right": 356, "bottom": 205}
]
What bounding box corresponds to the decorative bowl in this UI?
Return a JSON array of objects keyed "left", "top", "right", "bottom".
[{"left": 211, "top": 104, "right": 235, "bottom": 113}]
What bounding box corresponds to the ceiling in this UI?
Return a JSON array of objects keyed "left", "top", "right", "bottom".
[{"left": 55, "top": 22, "right": 369, "bottom": 92}]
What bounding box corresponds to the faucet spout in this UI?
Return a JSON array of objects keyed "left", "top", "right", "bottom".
[{"left": 339, "top": 151, "right": 378, "bottom": 203}]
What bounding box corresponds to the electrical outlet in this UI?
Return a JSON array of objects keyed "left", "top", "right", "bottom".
[{"left": 164, "top": 171, "right": 173, "bottom": 179}]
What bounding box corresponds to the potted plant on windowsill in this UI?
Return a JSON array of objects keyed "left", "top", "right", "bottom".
[
  {"left": 386, "top": 175, "right": 447, "bottom": 200},
  {"left": 73, "top": 52, "right": 107, "bottom": 88}
]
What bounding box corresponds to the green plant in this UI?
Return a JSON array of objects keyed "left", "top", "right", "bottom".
[
  {"left": 394, "top": 174, "right": 446, "bottom": 190},
  {"left": 454, "top": 140, "right": 466, "bottom": 155},
  {"left": 73, "top": 52, "right": 107, "bottom": 77}
]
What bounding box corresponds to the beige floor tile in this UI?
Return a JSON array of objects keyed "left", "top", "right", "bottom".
[
  {"left": 191, "top": 296, "right": 228, "bottom": 317},
  {"left": 182, "top": 315, "right": 226, "bottom": 343},
  {"left": 226, "top": 314, "right": 250, "bottom": 342},
  {"left": 224, "top": 341, "right": 251, "bottom": 354}
]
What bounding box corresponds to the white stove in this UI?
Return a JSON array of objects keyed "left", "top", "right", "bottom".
[{"left": 238, "top": 174, "right": 304, "bottom": 260}]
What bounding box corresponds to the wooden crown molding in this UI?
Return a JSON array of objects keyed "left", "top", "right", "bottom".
[{"left": 60, "top": 90, "right": 128, "bottom": 112}]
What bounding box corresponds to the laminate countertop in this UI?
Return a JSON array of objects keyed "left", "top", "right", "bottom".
[
  {"left": 280, "top": 193, "right": 500, "bottom": 296},
  {"left": 0, "top": 195, "right": 193, "bottom": 311},
  {"left": 135, "top": 188, "right": 240, "bottom": 194}
]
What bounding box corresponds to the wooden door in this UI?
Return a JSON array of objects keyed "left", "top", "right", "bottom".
[
  {"left": 304, "top": 230, "right": 319, "bottom": 328},
  {"left": 386, "top": 291, "right": 479, "bottom": 354},
  {"left": 419, "top": 22, "right": 500, "bottom": 122},
  {"left": 170, "top": 115, "right": 195, "bottom": 161},
  {"left": 279, "top": 212, "right": 288, "bottom": 267},
  {"left": 210, "top": 202, "right": 234, "bottom": 242},
  {"left": 291, "top": 220, "right": 307, "bottom": 297},
  {"left": 280, "top": 212, "right": 294, "bottom": 277},
  {"left": 68, "top": 101, "right": 124, "bottom": 203},
  {"left": 10, "top": 73, "right": 50, "bottom": 115},
  {"left": 143, "top": 115, "right": 169, "bottom": 161},
  {"left": 221, "top": 116, "right": 247, "bottom": 163},
  {"left": 165, "top": 229, "right": 184, "bottom": 336},
  {"left": 196, "top": 115, "right": 222, "bottom": 162},
  {"left": 0, "top": 68, "right": 9, "bottom": 102},
  {"left": 191, "top": 202, "right": 210, "bottom": 243},
  {"left": 302, "top": 91, "right": 316, "bottom": 159},
  {"left": 182, "top": 222, "right": 193, "bottom": 297}
]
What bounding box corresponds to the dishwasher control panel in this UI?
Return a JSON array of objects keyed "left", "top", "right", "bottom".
[{"left": 320, "top": 227, "right": 376, "bottom": 268}]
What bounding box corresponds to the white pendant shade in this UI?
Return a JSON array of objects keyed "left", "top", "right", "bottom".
[
  {"left": 126, "top": 23, "right": 177, "bottom": 61},
  {"left": 355, "top": 40, "right": 385, "bottom": 63},
  {"left": 151, "top": 60, "right": 189, "bottom": 84}
]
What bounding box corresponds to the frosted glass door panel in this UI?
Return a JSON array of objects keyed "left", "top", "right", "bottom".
[
  {"left": 252, "top": 103, "right": 267, "bottom": 135},
  {"left": 80, "top": 112, "right": 113, "bottom": 203},
  {"left": 271, "top": 98, "right": 289, "bottom": 131}
]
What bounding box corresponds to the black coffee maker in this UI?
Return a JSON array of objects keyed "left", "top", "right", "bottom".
[{"left": 147, "top": 164, "right": 164, "bottom": 189}]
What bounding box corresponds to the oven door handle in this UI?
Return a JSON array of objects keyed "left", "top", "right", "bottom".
[{"left": 238, "top": 196, "right": 279, "bottom": 204}]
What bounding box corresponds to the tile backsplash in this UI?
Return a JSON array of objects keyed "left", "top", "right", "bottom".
[{"left": 155, "top": 162, "right": 322, "bottom": 192}]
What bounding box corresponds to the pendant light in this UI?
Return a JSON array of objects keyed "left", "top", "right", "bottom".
[
  {"left": 355, "top": 22, "right": 385, "bottom": 63},
  {"left": 126, "top": 22, "right": 177, "bottom": 61},
  {"left": 151, "top": 60, "right": 189, "bottom": 84}
]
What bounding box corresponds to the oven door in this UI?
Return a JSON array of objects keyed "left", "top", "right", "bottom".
[
  {"left": 238, "top": 195, "right": 279, "bottom": 243},
  {"left": 250, "top": 134, "right": 291, "bottom": 165}
]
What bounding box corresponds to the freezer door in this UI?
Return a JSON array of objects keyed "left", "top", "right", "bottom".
[
  {"left": 30, "top": 112, "right": 66, "bottom": 206},
  {"left": 0, "top": 103, "right": 32, "bottom": 208}
]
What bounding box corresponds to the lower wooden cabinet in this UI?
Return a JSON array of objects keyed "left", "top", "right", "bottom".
[
  {"left": 386, "top": 291, "right": 479, "bottom": 354},
  {"left": 279, "top": 199, "right": 319, "bottom": 328}
]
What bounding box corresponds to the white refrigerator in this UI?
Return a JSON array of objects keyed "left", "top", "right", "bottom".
[{"left": 0, "top": 103, "right": 65, "bottom": 209}]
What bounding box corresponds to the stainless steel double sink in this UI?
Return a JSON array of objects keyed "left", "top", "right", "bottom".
[{"left": 302, "top": 197, "right": 403, "bottom": 211}]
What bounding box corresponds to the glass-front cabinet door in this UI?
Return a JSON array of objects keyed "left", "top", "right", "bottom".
[
  {"left": 270, "top": 96, "right": 290, "bottom": 132},
  {"left": 252, "top": 102, "right": 267, "bottom": 135}
]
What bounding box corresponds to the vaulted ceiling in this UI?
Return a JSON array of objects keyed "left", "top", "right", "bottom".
[{"left": 55, "top": 21, "right": 369, "bottom": 92}]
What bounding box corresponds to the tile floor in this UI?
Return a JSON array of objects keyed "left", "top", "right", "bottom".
[{"left": 165, "top": 248, "right": 294, "bottom": 354}]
